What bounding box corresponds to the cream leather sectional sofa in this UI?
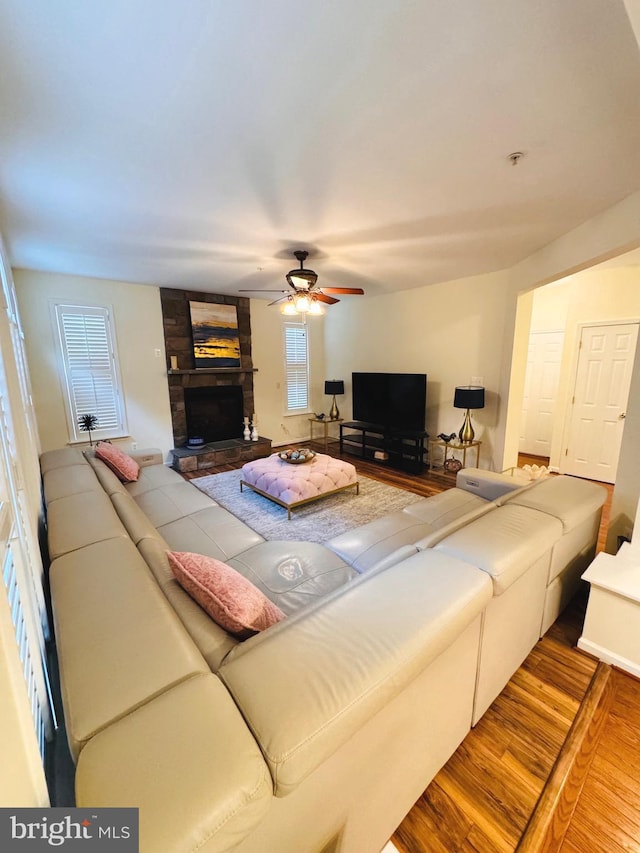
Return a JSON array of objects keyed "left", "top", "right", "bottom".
[{"left": 41, "top": 448, "right": 606, "bottom": 853}]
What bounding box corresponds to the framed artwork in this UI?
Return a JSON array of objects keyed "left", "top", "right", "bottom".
[{"left": 189, "top": 301, "right": 241, "bottom": 368}]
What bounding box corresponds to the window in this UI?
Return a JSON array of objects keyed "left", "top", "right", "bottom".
[
  {"left": 0, "top": 250, "right": 54, "bottom": 800},
  {"left": 283, "top": 321, "right": 309, "bottom": 412},
  {"left": 52, "top": 303, "right": 128, "bottom": 442}
]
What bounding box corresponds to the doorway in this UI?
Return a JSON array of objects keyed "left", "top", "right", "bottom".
[{"left": 562, "top": 322, "right": 639, "bottom": 483}]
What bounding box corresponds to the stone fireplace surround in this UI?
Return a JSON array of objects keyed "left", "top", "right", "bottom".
[{"left": 160, "top": 288, "right": 272, "bottom": 472}]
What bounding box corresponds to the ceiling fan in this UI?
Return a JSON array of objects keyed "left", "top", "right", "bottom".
[{"left": 239, "top": 250, "right": 364, "bottom": 314}]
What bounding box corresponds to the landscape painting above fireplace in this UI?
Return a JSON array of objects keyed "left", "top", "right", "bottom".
[{"left": 189, "top": 301, "right": 241, "bottom": 368}]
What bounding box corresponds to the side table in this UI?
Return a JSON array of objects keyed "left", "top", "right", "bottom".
[
  {"left": 428, "top": 439, "right": 481, "bottom": 472},
  {"left": 308, "top": 417, "right": 342, "bottom": 452}
]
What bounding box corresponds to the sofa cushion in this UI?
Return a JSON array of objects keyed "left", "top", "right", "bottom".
[
  {"left": 228, "top": 541, "right": 358, "bottom": 614},
  {"left": 124, "top": 463, "right": 185, "bottom": 496},
  {"left": 402, "top": 487, "right": 490, "bottom": 525},
  {"left": 46, "top": 491, "right": 129, "bottom": 560},
  {"left": 49, "top": 537, "right": 208, "bottom": 759},
  {"left": 158, "top": 505, "right": 264, "bottom": 562},
  {"left": 326, "top": 489, "right": 492, "bottom": 573},
  {"left": 326, "top": 511, "right": 428, "bottom": 574},
  {"left": 42, "top": 464, "right": 103, "bottom": 505},
  {"left": 167, "top": 551, "right": 285, "bottom": 638},
  {"left": 502, "top": 474, "right": 607, "bottom": 532},
  {"left": 435, "top": 504, "right": 563, "bottom": 595},
  {"left": 95, "top": 442, "right": 140, "bottom": 482},
  {"left": 39, "top": 447, "right": 87, "bottom": 473},
  {"left": 75, "top": 674, "right": 273, "bottom": 853},
  {"left": 133, "top": 481, "right": 217, "bottom": 527}
]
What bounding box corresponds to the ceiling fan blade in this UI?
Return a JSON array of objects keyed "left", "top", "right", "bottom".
[
  {"left": 267, "top": 296, "right": 289, "bottom": 307},
  {"left": 238, "top": 289, "right": 288, "bottom": 293},
  {"left": 320, "top": 287, "right": 365, "bottom": 295},
  {"left": 315, "top": 292, "right": 340, "bottom": 305}
]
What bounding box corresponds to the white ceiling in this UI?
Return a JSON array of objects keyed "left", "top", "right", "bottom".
[{"left": 1, "top": 0, "right": 640, "bottom": 299}]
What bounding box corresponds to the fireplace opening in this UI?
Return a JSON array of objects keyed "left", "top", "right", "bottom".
[{"left": 183, "top": 385, "right": 244, "bottom": 444}]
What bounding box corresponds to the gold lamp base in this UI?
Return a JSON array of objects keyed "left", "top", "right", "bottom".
[
  {"left": 458, "top": 409, "right": 475, "bottom": 443},
  {"left": 329, "top": 396, "right": 340, "bottom": 421}
]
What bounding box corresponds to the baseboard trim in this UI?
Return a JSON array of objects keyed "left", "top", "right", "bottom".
[{"left": 577, "top": 638, "right": 640, "bottom": 678}]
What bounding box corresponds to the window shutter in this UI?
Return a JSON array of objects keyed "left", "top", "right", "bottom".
[
  {"left": 2, "top": 540, "right": 55, "bottom": 758},
  {"left": 54, "top": 305, "right": 126, "bottom": 440},
  {"left": 284, "top": 323, "right": 309, "bottom": 411}
]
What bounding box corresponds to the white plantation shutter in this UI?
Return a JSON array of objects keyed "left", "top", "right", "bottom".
[
  {"left": 284, "top": 322, "right": 309, "bottom": 412},
  {"left": 53, "top": 304, "right": 127, "bottom": 440},
  {"left": 2, "top": 534, "right": 55, "bottom": 758},
  {"left": 0, "top": 253, "right": 52, "bottom": 803}
]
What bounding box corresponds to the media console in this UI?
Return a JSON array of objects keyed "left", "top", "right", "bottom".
[{"left": 339, "top": 420, "right": 428, "bottom": 473}]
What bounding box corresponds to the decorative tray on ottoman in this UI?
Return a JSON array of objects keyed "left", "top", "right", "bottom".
[{"left": 278, "top": 448, "right": 316, "bottom": 464}]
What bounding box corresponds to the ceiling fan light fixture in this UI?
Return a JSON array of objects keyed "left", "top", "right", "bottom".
[
  {"left": 281, "top": 298, "right": 299, "bottom": 316},
  {"left": 286, "top": 269, "right": 317, "bottom": 290},
  {"left": 286, "top": 249, "right": 318, "bottom": 291},
  {"left": 307, "top": 298, "right": 324, "bottom": 316},
  {"left": 293, "top": 292, "right": 311, "bottom": 313}
]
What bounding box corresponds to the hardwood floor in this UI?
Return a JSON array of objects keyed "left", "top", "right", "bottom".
[
  {"left": 556, "top": 667, "right": 640, "bottom": 853},
  {"left": 184, "top": 443, "right": 629, "bottom": 852}
]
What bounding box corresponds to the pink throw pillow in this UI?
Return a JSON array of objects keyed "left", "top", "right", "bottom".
[
  {"left": 167, "top": 551, "right": 285, "bottom": 638},
  {"left": 95, "top": 442, "right": 140, "bottom": 482}
]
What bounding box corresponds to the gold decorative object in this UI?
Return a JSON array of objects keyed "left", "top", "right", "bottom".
[
  {"left": 453, "top": 385, "right": 485, "bottom": 443},
  {"left": 325, "top": 379, "right": 344, "bottom": 421}
]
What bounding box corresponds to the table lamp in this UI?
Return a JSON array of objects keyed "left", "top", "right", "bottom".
[
  {"left": 325, "top": 380, "right": 345, "bottom": 421},
  {"left": 454, "top": 385, "right": 485, "bottom": 443}
]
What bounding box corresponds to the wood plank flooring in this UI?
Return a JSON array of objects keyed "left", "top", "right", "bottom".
[
  {"left": 557, "top": 668, "right": 640, "bottom": 853},
  {"left": 183, "top": 442, "right": 628, "bottom": 852}
]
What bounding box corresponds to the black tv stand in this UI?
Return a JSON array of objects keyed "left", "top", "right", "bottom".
[{"left": 339, "top": 421, "right": 427, "bottom": 473}]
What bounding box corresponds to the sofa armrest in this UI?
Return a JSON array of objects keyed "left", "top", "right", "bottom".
[
  {"left": 218, "top": 550, "right": 492, "bottom": 796},
  {"left": 130, "top": 448, "right": 164, "bottom": 467},
  {"left": 456, "top": 467, "right": 531, "bottom": 502}
]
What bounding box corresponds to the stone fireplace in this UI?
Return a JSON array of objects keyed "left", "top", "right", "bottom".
[{"left": 160, "top": 288, "right": 271, "bottom": 472}]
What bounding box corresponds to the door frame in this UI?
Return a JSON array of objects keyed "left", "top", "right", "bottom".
[{"left": 559, "top": 318, "right": 640, "bottom": 478}]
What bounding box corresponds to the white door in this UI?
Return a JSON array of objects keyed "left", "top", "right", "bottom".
[
  {"left": 563, "top": 322, "right": 639, "bottom": 483},
  {"left": 520, "top": 331, "right": 564, "bottom": 457}
]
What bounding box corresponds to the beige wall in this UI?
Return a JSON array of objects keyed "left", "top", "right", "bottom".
[
  {"left": 14, "top": 269, "right": 174, "bottom": 456},
  {"left": 251, "top": 300, "right": 326, "bottom": 447},
  {"left": 323, "top": 269, "right": 513, "bottom": 471}
]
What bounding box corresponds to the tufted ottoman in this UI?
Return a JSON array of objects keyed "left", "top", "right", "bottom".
[{"left": 240, "top": 453, "right": 359, "bottom": 518}]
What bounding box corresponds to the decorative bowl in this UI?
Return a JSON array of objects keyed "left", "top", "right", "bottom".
[
  {"left": 315, "top": 413, "right": 325, "bottom": 420},
  {"left": 278, "top": 448, "right": 316, "bottom": 464}
]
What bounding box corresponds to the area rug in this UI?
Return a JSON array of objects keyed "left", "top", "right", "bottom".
[{"left": 193, "top": 470, "right": 420, "bottom": 543}]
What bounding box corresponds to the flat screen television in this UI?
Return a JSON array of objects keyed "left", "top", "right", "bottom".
[{"left": 352, "top": 372, "right": 427, "bottom": 432}]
